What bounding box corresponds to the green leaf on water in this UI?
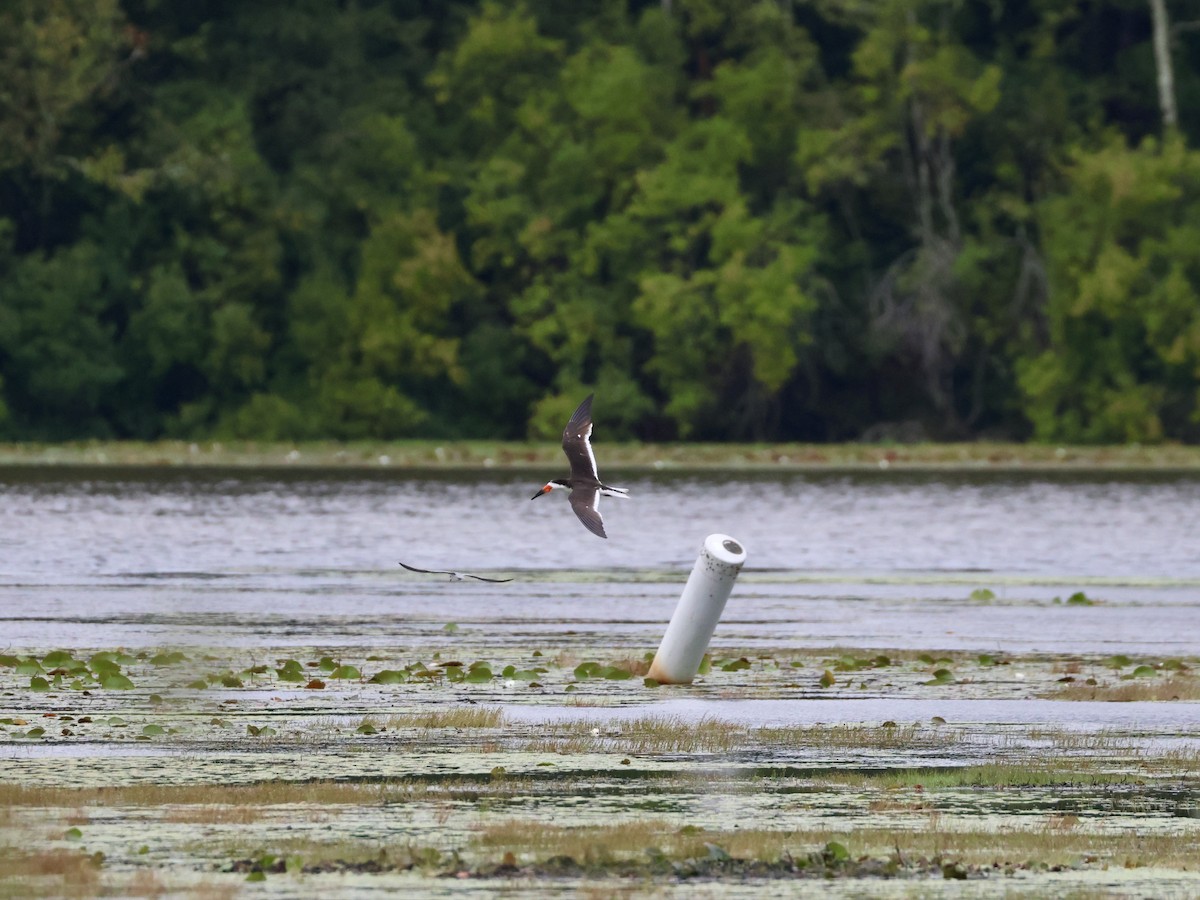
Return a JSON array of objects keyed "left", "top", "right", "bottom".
[
  {"left": 601, "top": 666, "right": 633, "bottom": 680},
  {"left": 318, "top": 656, "right": 338, "bottom": 672},
  {"left": 969, "top": 588, "right": 996, "bottom": 602},
  {"left": 16, "top": 658, "right": 45, "bottom": 676},
  {"left": 0, "top": 654, "right": 21, "bottom": 667},
  {"left": 107, "top": 717, "right": 126, "bottom": 726},
  {"left": 824, "top": 841, "right": 849, "bottom": 862},
  {"left": 220, "top": 675, "right": 243, "bottom": 688},
  {"left": 330, "top": 665, "right": 361, "bottom": 679},
  {"left": 697, "top": 654, "right": 712, "bottom": 675},
  {"left": 356, "top": 722, "right": 377, "bottom": 735},
  {"left": 643, "top": 677, "right": 660, "bottom": 688},
  {"left": 65, "top": 827, "right": 83, "bottom": 841},
  {"left": 369, "top": 669, "right": 407, "bottom": 684},
  {"left": 29, "top": 676, "right": 51, "bottom": 692},
  {"left": 1104, "top": 655, "right": 1133, "bottom": 669},
  {"left": 573, "top": 662, "right": 601, "bottom": 679},
  {"left": 720, "top": 657, "right": 751, "bottom": 672},
  {"left": 917, "top": 653, "right": 936, "bottom": 664},
  {"left": 185, "top": 679, "right": 207, "bottom": 690},
  {"left": 101, "top": 673, "right": 136, "bottom": 690},
  {"left": 925, "top": 669, "right": 955, "bottom": 685},
  {"left": 91, "top": 658, "right": 121, "bottom": 677},
  {"left": 1066, "top": 591, "right": 1094, "bottom": 605},
  {"left": 464, "top": 667, "right": 493, "bottom": 683},
  {"left": 25, "top": 727, "right": 46, "bottom": 739},
  {"left": 977, "top": 654, "right": 998, "bottom": 666},
  {"left": 1131, "top": 665, "right": 1157, "bottom": 678},
  {"left": 443, "top": 622, "right": 459, "bottom": 634},
  {"left": 150, "top": 651, "right": 187, "bottom": 666},
  {"left": 247, "top": 725, "right": 277, "bottom": 737},
  {"left": 142, "top": 724, "right": 166, "bottom": 736},
  {"left": 818, "top": 670, "right": 835, "bottom": 688},
  {"left": 42, "top": 650, "right": 75, "bottom": 668},
  {"left": 245, "top": 870, "right": 266, "bottom": 882}
]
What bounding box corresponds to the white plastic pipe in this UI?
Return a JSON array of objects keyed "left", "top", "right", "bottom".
[{"left": 647, "top": 534, "right": 747, "bottom": 685}]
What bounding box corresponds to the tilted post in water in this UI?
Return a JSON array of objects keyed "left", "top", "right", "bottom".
[{"left": 647, "top": 534, "right": 747, "bottom": 685}]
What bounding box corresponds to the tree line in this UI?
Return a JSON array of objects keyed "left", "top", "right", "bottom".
[{"left": 1, "top": 0, "right": 1198, "bottom": 443}]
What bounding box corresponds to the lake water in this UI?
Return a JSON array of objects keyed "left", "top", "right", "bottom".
[{"left": 1, "top": 467, "right": 1198, "bottom": 654}]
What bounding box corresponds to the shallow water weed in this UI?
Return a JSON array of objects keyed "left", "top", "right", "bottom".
[
  {"left": 385, "top": 707, "right": 506, "bottom": 730},
  {"left": 1047, "top": 675, "right": 1200, "bottom": 702}
]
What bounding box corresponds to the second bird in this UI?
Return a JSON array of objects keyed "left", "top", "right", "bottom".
[{"left": 531, "top": 394, "right": 628, "bottom": 539}]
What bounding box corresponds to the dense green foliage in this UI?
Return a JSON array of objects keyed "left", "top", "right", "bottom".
[{"left": 1, "top": 0, "right": 1198, "bottom": 442}]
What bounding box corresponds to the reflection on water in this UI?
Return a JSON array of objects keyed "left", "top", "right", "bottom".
[{"left": 1, "top": 467, "right": 1198, "bottom": 654}]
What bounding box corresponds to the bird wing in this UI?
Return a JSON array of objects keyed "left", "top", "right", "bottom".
[
  {"left": 401, "top": 561, "right": 511, "bottom": 582},
  {"left": 561, "top": 393, "right": 598, "bottom": 482},
  {"left": 568, "top": 486, "right": 607, "bottom": 539},
  {"left": 399, "top": 562, "right": 448, "bottom": 575}
]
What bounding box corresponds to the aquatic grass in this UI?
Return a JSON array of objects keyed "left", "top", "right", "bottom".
[
  {"left": 1046, "top": 675, "right": 1200, "bottom": 702},
  {"left": 162, "top": 805, "right": 266, "bottom": 825},
  {"left": 471, "top": 818, "right": 1200, "bottom": 870},
  {"left": 0, "top": 781, "right": 434, "bottom": 809},
  {"left": 0, "top": 849, "right": 103, "bottom": 899},
  {"left": 823, "top": 761, "right": 1156, "bottom": 790},
  {"left": 525, "top": 715, "right": 744, "bottom": 755},
  {"left": 384, "top": 707, "right": 506, "bottom": 730},
  {"left": 757, "top": 723, "right": 954, "bottom": 750}
]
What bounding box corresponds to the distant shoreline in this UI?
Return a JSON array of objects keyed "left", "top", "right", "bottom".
[{"left": 2, "top": 440, "right": 1199, "bottom": 471}]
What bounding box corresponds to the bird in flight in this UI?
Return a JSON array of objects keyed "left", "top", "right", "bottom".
[
  {"left": 398, "top": 562, "right": 513, "bottom": 583},
  {"left": 531, "top": 393, "right": 628, "bottom": 539}
]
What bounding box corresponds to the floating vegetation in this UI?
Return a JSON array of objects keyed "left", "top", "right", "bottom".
[{"left": 3, "top": 642, "right": 1199, "bottom": 894}]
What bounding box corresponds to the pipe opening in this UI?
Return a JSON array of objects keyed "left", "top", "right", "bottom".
[{"left": 722, "top": 539, "right": 743, "bottom": 555}]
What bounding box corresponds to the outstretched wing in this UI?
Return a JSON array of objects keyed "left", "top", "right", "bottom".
[
  {"left": 399, "top": 561, "right": 448, "bottom": 575},
  {"left": 568, "top": 487, "right": 607, "bottom": 539},
  {"left": 401, "top": 561, "right": 513, "bottom": 582},
  {"left": 561, "top": 394, "right": 598, "bottom": 482}
]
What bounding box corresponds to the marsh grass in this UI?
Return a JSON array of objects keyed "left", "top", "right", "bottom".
[
  {"left": 385, "top": 707, "right": 506, "bottom": 730},
  {"left": 826, "top": 762, "right": 1157, "bottom": 790},
  {"left": 522, "top": 718, "right": 959, "bottom": 756},
  {"left": 758, "top": 723, "right": 950, "bottom": 750},
  {"left": 0, "top": 849, "right": 101, "bottom": 899},
  {"left": 524, "top": 715, "right": 744, "bottom": 755},
  {"left": 0, "top": 781, "right": 424, "bottom": 809},
  {"left": 472, "top": 818, "right": 1199, "bottom": 870},
  {"left": 1046, "top": 676, "right": 1200, "bottom": 702}
]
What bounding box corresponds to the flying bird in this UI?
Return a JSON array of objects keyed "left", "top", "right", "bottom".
[
  {"left": 531, "top": 393, "right": 628, "bottom": 538},
  {"left": 398, "top": 562, "right": 513, "bottom": 583}
]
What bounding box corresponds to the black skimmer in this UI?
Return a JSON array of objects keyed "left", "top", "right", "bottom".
[
  {"left": 530, "top": 393, "right": 628, "bottom": 538},
  {"left": 398, "top": 562, "right": 513, "bottom": 583}
]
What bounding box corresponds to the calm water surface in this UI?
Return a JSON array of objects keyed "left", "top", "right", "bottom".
[{"left": 1, "top": 467, "right": 1198, "bottom": 654}]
